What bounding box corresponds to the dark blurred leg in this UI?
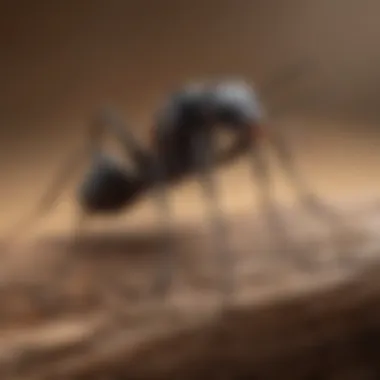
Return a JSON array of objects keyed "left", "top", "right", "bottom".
[
  {"left": 266, "top": 123, "right": 352, "bottom": 267},
  {"left": 3, "top": 143, "right": 87, "bottom": 244},
  {"left": 247, "top": 128, "right": 288, "bottom": 252},
  {"left": 94, "top": 107, "right": 152, "bottom": 172},
  {"left": 269, "top": 124, "right": 339, "bottom": 221},
  {"left": 150, "top": 154, "right": 176, "bottom": 298},
  {"left": 192, "top": 130, "right": 234, "bottom": 299},
  {"left": 4, "top": 108, "right": 150, "bottom": 244},
  {"left": 56, "top": 209, "right": 88, "bottom": 282}
]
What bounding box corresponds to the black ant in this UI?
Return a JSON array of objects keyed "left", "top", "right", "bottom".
[{"left": 6, "top": 64, "right": 338, "bottom": 298}]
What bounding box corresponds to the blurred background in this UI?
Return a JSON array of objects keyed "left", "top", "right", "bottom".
[{"left": 1, "top": 0, "right": 380, "bottom": 235}]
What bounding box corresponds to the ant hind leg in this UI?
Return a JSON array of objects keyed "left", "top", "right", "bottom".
[
  {"left": 3, "top": 143, "right": 87, "bottom": 248},
  {"left": 149, "top": 154, "right": 177, "bottom": 299}
]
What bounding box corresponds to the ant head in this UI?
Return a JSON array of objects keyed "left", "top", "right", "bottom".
[{"left": 78, "top": 153, "right": 146, "bottom": 214}]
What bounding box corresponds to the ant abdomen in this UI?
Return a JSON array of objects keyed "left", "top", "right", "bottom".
[{"left": 78, "top": 154, "right": 144, "bottom": 213}]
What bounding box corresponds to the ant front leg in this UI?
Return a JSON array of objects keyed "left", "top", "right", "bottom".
[
  {"left": 247, "top": 126, "right": 290, "bottom": 256},
  {"left": 265, "top": 123, "right": 356, "bottom": 266},
  {"left": 267, "top": 123, "right": 339, "bottom": 222},
  {"left": 192, "top": 128, "right": 234, "bottom": 301}
]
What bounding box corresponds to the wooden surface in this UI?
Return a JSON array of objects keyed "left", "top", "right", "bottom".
[{"left": 1, "top": 199, "right": 380, "bottom": 379}]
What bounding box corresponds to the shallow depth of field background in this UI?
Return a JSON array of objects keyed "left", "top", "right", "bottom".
[{"left": 1, "top": 0, "right": 380, "bottom": 237}]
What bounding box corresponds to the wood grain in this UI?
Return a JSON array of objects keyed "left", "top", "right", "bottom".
[{"left": 1, "top": 200, "right": 380, "bottom": 379}]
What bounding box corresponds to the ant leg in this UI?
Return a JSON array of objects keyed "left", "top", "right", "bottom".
[
  {"left": 3, "top": 144, "right": 87, "bottom": 245},
  {"left": 93, "top": 107, "right": 152, "bottom": 173},
  {"left": 4, "top": 109, "right": 150, "bottom": 244},
  {"left": 247, "top": 132, "right": 289, "bottom": 255},
  {"left": 149, "top": 155, "right": 176, "bottom": 298},
  {"left": 55, "top": 209, "right": 88, "bottom": 281},
  {"left": 192, "top": 130, "right": 234, "bottom": 298},
  {"left": 266, "top": 124, "right": 356, "bottom": 266},
  {"left": 212, "top": 120, "right": 287, "bottom": 250},
  {"left": 268, "top": 124, "right": 338, "bottom": 221},
  {"left": 71, "top": 208, "right": 88, "bottom": 246}
]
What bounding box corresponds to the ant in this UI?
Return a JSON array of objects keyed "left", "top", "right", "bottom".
[{"left": 6, "top": 65, "right": 339, "bottom": 299}]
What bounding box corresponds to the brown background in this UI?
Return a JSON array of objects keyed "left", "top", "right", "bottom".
[{"left": 1, "top": 0, "right": 380, "bottom": 235}]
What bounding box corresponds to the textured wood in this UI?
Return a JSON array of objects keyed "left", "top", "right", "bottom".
[{"left": 1, "top": 200, "right": 380, "bottom": 379}]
